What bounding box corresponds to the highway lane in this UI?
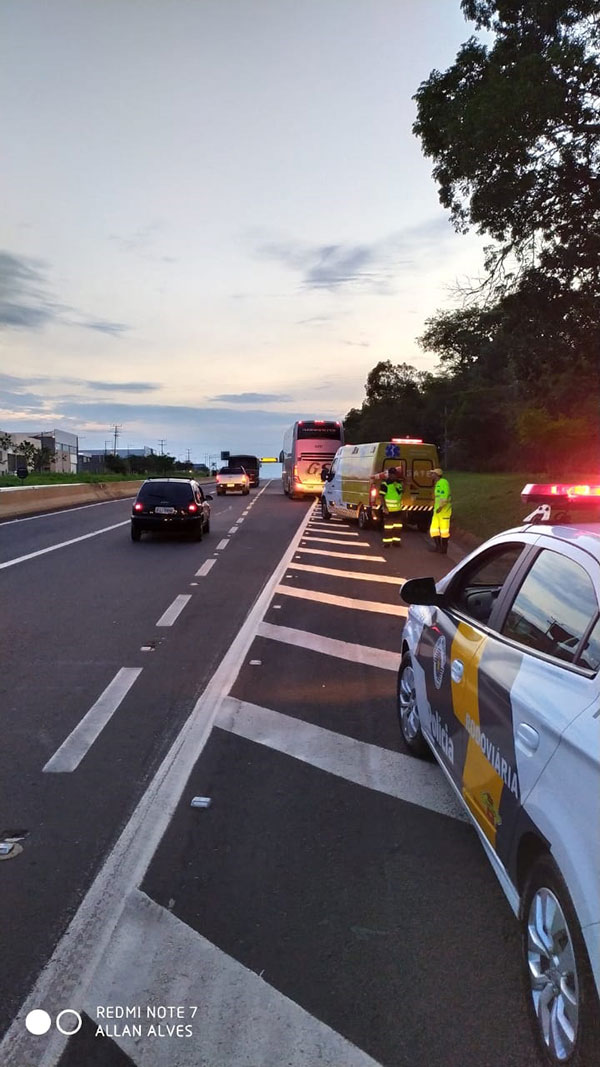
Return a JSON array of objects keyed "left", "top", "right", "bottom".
[
  {"left": 2, "top": 492, "right": 540, "bottom": 1066},
  {"left": 0, "top": 479, "right": 310, "bottom": 1039}
]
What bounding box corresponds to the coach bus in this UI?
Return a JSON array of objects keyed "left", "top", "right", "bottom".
[
  {"left": 280, "top": 419, "right": 344, "bottom": 499},
  {"left": 227, "top": 454, "right": 260, "bottom": 488}
]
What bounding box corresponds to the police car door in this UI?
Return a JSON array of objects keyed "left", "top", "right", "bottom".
[
  {"left": 474, "top": 540, "right": 600, "bottom": 865},
  {"left": 417, "top": 543, "right": 529, "bottom": 805}
]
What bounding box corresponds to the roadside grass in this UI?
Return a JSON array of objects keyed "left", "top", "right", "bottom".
[{"left": 449, "top": 470, "right": 598, "bottom": 543}]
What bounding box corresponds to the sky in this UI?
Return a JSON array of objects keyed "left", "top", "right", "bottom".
[{"left": 0, "top": 0, "right": 488, "bottom": 464}]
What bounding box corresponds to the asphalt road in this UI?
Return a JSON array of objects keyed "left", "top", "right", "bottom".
[{"left": 0, "top": 484, "right": 540, "bottom": 1066}]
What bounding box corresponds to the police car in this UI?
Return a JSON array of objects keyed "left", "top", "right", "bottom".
[{"left": 398, "top": 483, "right": 600, "bottom": 1066}]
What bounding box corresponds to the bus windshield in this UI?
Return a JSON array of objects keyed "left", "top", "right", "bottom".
[{"left": 282, "top": 420, "right": 343, "bottom": 499}]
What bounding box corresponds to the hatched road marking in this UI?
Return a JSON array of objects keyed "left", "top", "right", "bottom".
[
  {"left": 257, "top": 621, "right": 401, "bottom": 672},
  {"left": 218, "top": 697, "right": 467, "bottom": 822},
  {"left": 295, "top": 547, "right": 386, "bottom": 563},
  {"left": 274, "top": 584, "right": 408, "bottom": 616},
  {"left": 289, "top": 562, "right": 405, "bottom": 585},
  {"left": 84, "top": 890, "right": 383, "bottom": 1067}
]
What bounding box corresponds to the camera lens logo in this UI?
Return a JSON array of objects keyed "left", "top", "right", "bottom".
[{"left": 25, "top": 1009, "right": 82, "bottom": 1036}]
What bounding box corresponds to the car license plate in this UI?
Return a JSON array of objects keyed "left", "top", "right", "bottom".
[{"left": 155, "top": 506, "right": 176, "bottom": 514}]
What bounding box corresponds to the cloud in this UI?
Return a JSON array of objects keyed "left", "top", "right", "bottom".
[
  {"left": 209, "top": 392, "right": 292, "bottom": 403},
  {"left": 256, "top": 217, "right": 457, "bottom": 295},
  {"left": 342, "top": 340, "right": 370, "bottom": 347},
  {"left": 0, "top": 250, "right": 131, "bottom": 336},
  {"left": 79, "top": 319, "right": 129, "bottom": 336},
  {"left": 0, "top": 251, "right": 57, "bottom": 329},
  {"left": 0, "top": 372, "right": 157, "bottom": 394}
]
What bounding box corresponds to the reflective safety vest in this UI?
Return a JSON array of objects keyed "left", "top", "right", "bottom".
[
  {"left": 434, "top": 477, "right": 452, "bottom": 515},
  {"left": 380, "top": 481, "right": 403, "bottom": 512}
]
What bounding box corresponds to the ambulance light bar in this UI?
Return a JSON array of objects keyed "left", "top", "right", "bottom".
[{"left": 391, "top": 437, "right": 423, "bottom": 444}]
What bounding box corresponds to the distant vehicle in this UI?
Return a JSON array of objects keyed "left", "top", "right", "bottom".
[
  {"left": 399, "top": 481, "right": 600, "bottom": 1065},
  {"left": 227, "top": 454, "right": 260, "bottom": 488},
  {"left": 280, "top": 419, "right": 343, "bottom": 499},
  {"left": 216, "top": 465, "right": 250, "bottom": 495},
  {"left": 131, "top": 478, "right": 212, "bottom": 541},
  {"left": 321, "top": 438, "right": 439, "bottom": 530}
]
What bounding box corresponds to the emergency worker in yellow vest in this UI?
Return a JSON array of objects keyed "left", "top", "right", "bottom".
[
  {"left": 377, "top": 467, "right": 403, "bottom": 547},
  {"left": 429, "top": 467, "right": 452, "bottom": 553}
]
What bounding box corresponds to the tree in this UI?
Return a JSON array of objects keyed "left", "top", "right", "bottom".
[{"left": 413, "top": 2, "right": 600, "bottom": 296}]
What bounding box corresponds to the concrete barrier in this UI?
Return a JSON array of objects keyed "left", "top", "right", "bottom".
[{"left": 0, "top": 480, "right": 145, "bottom": 520}]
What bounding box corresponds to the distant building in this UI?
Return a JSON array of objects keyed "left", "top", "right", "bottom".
[
  {"left": 0, "top": 431, "right": 41, "bottom": 474},
  {"left": 0, "top": 428, "right": 78, "bottom": 475}
]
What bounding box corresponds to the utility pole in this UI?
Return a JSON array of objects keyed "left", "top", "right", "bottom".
[
  {"left": 111, "top": 424, "right": 122, "bottom": 455},
  {"left": 158, "top": 439, "right": 166, "bottom": 455},
  {"left": 186, "top": 448, "right": 191, "bottom": 463}
]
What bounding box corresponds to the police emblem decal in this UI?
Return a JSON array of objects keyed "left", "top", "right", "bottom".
[{"left": 432, "top": 634, "right": 446, "bottom": 690}]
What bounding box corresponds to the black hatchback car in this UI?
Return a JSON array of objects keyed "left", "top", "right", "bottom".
[{"left": 131, "top": 478, "right": 212, "bottom": 541}]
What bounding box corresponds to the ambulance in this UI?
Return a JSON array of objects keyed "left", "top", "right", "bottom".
[{"left": 321, "top": 438, "right": 439, "bottom": 530}]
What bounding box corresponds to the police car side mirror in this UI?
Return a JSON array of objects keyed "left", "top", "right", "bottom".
[{"left": 400, "top": 576, "right": 445, "bottom": 607}]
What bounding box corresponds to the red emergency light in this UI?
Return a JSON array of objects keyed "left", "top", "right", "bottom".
[
  {"left": 391, "top": 437, "right": 423, "bottom": 444},
  {"left": 522, "top": 482, "right": 600, "bottom": 522},
  {"left": 522, "top": 483, "right": 600, "bottom": 503}
]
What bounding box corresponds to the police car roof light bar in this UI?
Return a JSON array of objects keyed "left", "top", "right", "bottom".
[{"left": 521, "top": 483, "right": 600, "bottom": 523}]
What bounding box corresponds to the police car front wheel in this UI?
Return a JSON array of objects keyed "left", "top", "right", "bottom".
[
  {"left": 397, "top": 653, "right": 429, "bottom": 759},
  {"left": 521, "top": 855, "right": 600, "bottom": 1066}
]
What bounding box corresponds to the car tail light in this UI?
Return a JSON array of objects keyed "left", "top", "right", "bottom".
[
  {"left": 187, "top": 502, "right": 198, "bottom": 513},
  {"left": 134, "top": 502, "right": 144, "bottom": 511}
]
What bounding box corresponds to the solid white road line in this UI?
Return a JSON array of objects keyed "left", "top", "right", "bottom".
[
  {"left": 196, "top": 559, "right": 217, "bottom": 577},
  {"left": 156, "top": 594, "right": 192, "bottom": 627},
  {"left": 0, "top": 493, "right": 315, "bottom": 1067},
  {"left": 275, "top": 585, "right": 408, "bottom": 616},
  {"left": 219, "top": 697, "right": 467, "bottom": 822},
  {"left": 0, "top": 521, "right": 129, "bottom": 570},
  {"left": 43, "top": 667, "right": 143, "bottom": 774},
  {"left": 216, "top": 538, "right": 229, "bottom": 550},
  {"left": 289, "top": 562, "right": 405, "bottom": 585},
  {"left": 257, "top": 621, "right": 401, "bottom": 672},
  {"left": 301, "top": 535, "right": 370, "bottom": 546},
  {"left": 296, "top": 547, "right": 386, "bottom": 562},
  {"left": 85, "top": 890, "right": 382, "bottom": 1067}
]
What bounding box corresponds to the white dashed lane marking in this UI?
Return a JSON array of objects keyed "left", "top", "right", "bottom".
[
  {"left": 156, "top": 594, "right": 192, "bottom": 627},
  {"left": 196, "top": 559, "right": 217, "bottom": 577},
  {"left": 215, "top": 539, "right": 229, "bottom": 551},
  {"left": 43, "top": 667, "right": 143, "bottom": 773}
]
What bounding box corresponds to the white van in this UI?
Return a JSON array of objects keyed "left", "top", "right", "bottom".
[{"left": 321, "top": 438, "right": 439, "bottom": 530}]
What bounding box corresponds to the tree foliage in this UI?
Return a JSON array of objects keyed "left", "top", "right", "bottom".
[{"left": 413, "top": 1, "right": 600, "bottom": 295}]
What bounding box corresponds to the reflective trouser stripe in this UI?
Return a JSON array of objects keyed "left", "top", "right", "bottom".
[{"left": 383, "top": 516, "right": 403, "bottom": 544}]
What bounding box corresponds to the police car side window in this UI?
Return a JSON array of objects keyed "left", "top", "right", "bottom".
[
  {"left": 449, "top": 545, "right": 524, "bottom": 625},
  {"left": 501, "top": 550, "right": 599, "bottom": 665}
]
